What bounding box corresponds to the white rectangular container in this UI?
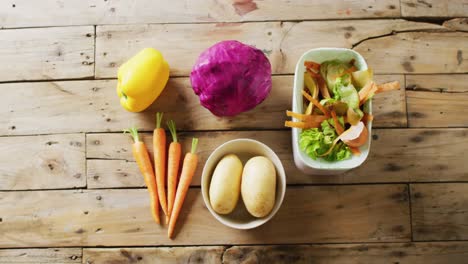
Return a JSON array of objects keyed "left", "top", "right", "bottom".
[{"left": 292, "top": 48, "right": 372, "bottom": 175}]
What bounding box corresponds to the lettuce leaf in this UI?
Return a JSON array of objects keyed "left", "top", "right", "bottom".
[
  {"left": 333, "top": 75, "right": 359, "bottom": 109},
  {"left": 299, "top": 119, "right": 352, "bottom": 161},
  {"left": 320, "top": 60, "right": 352, "bottom": 95}
]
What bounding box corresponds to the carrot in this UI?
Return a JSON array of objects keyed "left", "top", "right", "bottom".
[
  {"left": 166, "top": 120, "right": 181, "bottom": 224},
  {"left": 349, "top": 146, "right": 361, "bottom": 155},
  {"left": 376, "top": 81, "right": 400, "bottom": 94},
  {"left": 330, "top": 110, "right": 344, "bottom": 135},
  {"left": 362, "top": 113, "right": 374, "bottom": 126},
  {"left": 358, "top": 81, "right": 378, "bottom": 105},
  {"left": 306, "top": 68, "right": 321, "bottom": 78},
  {"left": 317, "top": 76, "right": 331, "bottom": 99},
  {"left": 124, "top": 127, "right": 160, "bottom": 224},
  {"left": 345, "top": 65, "right": 358, "bottom": 74},
  {"left": 286, "top": 110, "right": 328, "bottom": 123},
  {"left": 168, "top": 138, "right": 199, "bottom": 239},
  {"left": 302, "top": 90, "right": 329, "bottom": 117},
  {"left": 285, "top": 120, "right": 321, "bottom": 129},
  {"left": 304, "top": 61, "right": 321, "bottom": 72},
  {"left": 154, "top": 112, "right": 168, "bottom": 217}
]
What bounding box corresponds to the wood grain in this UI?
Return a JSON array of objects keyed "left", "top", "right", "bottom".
[
  {"left": 1, "top": 75, "right": 403, "bottom": 136},
  {"left": 0, "top": 134, "right": 85, "bottom": 190},
  {"left": 355, "top": 32, "right": 468, "bottom": 74},
  {"left": 0, "top": 185, "right": 409, "bottom": 247},
  {"left": 0, "top": 248, "right": 81, "bottom": 264},
  {"left": 83, "top": 247, "right": 224, "bottom": 264},
  {"left": 87, "top": 128, "right": 468, "bottom": 187},
  {"left": 406, "top": 74, "right": 468, "bottom": 93},
  {"left": 443, "top": 18, "right": 468, "bottom": 32},
  {"left": 0, "top": 26, "right": 94, "bottom": 82},
  {"left": 407, "top": 91, "right": 468, "bottom": 127},
  {"left": 406, "top": 74, "right": 468, "bottom": 127},
  {"left": 87, "top": 159, "right": 142, "bottom": 189},
  {"left": 223, "top": 242, "right": 468, "bottom": 264},
  {"left": 0, "top": 0, "right": 400, "bottom": 28},
  {"left": 95, "top": 20, "right": 442, "bottom": 77},
  {"left": 373, "top": 75, "right": 407, "bottom": 127},
  {"left": 277, "top": 20, "right": 444, "bottom": 74},
  {"left": 4, "top": 242, "right": 468, "bottom": 263},
  {"left": 401, "top": 0, "right": 468, "bottom": 17},
  {"left": 412, "top": 183, "right": 468, "bottom": 241}
]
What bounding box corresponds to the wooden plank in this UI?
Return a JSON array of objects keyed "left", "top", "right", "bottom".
[
  {"left": 0, "top": 185, "right": 410, "bottom": 247},
  {"left": 87, "top": 159, "right": 142, "bottom": 189},
  {"left": 95, "top": 20, "right": 442, "bottom": 77},
  {"left": 223, "top": 242, "right": 468, "bottom": 264},
  {"left": 347, "top": 129, "right": 468, "bottom": 182},
  {"left": 0, "top": 77, "right": 286, "bottom": 135},
  {"left": 0, "top": 0, "right": 400, "bottom": 29},
  {"left": 0, "top": 26, "right": 94, "bottom": 82},
  {"left": 355, "top": 32, "right": 468, "bottom": 74},
  {"left": 83, "top": 247, "right": 224, "bottom": 264},
  {"left": 1, "top": 75, "right": 403, "bottom": 136},
  {"left": 443, "top": 18, "right": 468, "bottom": 32},
  {"left": 401, "top": 0, "right": 468, "bottom": 17},
  {"left": 373, "top": 75, "right": 407, "bottom": 127},
  {"left": 277, "top": 20, "right": 444, "bottom": 75},
  {"left": 96, "top": 22, "right": 280, "bottom": 77},
  {"left": 412, "top": 183, "right": 468, "bottom": 241},
  {"left": 0, "top": 248, "right": 81, "bottom": 264},
  {"left": 406, "top": 74, "right": 468, "bottom": 93},
  {"left": 0, "top": 134, "right": 85, "bottom": 190},
  {"left": 407, "top": 91, "right": 468, "bottom": 127},
  {"left": 407, "top": 74, "right": 468, "bottom": 127},
  {"left": 87, "top": 128, "right": 468, "bottom": 186}
]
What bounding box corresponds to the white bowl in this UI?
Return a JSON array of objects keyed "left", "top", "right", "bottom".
[
  {"left": 292, "top": 48, "right": 373, "bottom": 175},
  {"left": 201, "top": 139, "right": 286, "bottom": 229}
]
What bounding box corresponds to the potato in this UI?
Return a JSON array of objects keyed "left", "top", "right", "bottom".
[
  {"left": 241, "top": 156, "right": 276, "bottom": 217},
  {"left": 209, "top": 154, "right": 243, "bottom": 214}
]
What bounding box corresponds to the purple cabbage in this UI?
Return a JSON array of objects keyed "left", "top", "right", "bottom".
[{"left": 190, "top": 40, "right": 272, "bottom": 117}]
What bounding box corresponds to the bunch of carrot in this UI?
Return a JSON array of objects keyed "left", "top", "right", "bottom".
[{"left": 124, "top": 112, "right": 199, "bottom": 239}]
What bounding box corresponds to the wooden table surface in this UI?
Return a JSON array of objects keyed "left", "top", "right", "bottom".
[{"left": 1, "top": 0, "right": 468, "bottom": 263}]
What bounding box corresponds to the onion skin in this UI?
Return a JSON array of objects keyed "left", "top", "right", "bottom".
[{"left": 190, "top": 40, "right": 272, "bottom": 117}]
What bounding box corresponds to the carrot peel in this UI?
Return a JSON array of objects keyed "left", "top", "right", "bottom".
[
  {"left": 331, "top": 110, "right": 344, "bottom": 135},
  {"left": 302, "top": 90, "right": 330, "bottom": 117}
]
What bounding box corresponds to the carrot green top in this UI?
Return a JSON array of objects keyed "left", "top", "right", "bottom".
[
  {"left": 124, "top": 127, "right": 140, "bottom": 142},
  {"left": 156, "top": 112, "right": 164, "bottom": 129},
  {"left": 167, "top": 120, "right": 178, "bottom": 143},
  {"left": 191, "top": 138, "right": 198, "bottom": 154}
]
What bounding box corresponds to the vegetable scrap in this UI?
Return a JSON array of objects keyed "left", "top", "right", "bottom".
[{"left": 285, "top": 59, "right": 400, "bottom": 162}]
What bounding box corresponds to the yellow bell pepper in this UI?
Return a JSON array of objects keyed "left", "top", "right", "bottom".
[{"left": 117, "top": 48, "right": 170, "bottom": 112}]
